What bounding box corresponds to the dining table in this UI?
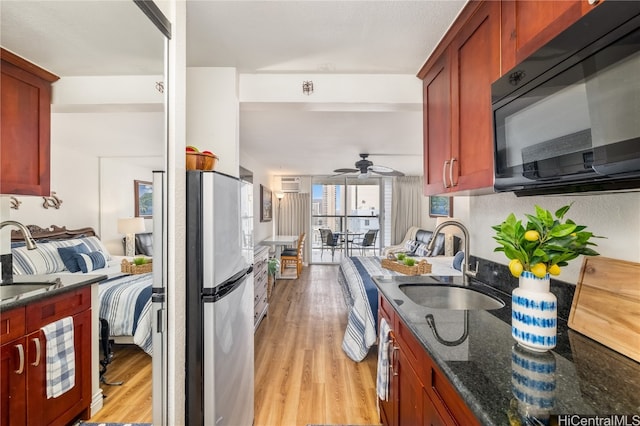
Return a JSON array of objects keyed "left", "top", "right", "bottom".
[
  {"left": 260, "top": 235, "right": 299, "bottom": 279},
  {"left": 335, "top": 231, "right": 364, "bottom": 257}
]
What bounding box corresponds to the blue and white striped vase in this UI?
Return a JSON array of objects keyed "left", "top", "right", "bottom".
[
  {"left": 511, "top": 271, "right": 557, "bottom": 352},
  {"left": 511, "top": 343, "right": 556, "bottom": 423}
]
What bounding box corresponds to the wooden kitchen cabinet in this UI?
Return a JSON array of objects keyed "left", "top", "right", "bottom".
[
  {"left": 0, "top": 48, "right": 58, "bottom": 196},
  {"left": 0, "top": 287, "right": 92, "bottom": 426},
  {"left": 420, "top": 1, "right": 500, "bottom": 196},
  {"left": 501, "top": 0, "right": 602, "bottom": 73},
  {"left": 378, "top": 294, "right": 479, "bottom": 426}
]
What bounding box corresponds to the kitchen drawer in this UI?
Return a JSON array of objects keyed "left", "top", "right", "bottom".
[
  {"left": 254, "top": 282, "right": 267, "bottom": 308},
  {"left": 0, "top": 306, "right": 25, "bottom": 345},
  {"left": 26, "top": 287, "right": 91, "bottom": 332},
  {"left": 254, "top": 294, "right": 268, "bottom": 326}
]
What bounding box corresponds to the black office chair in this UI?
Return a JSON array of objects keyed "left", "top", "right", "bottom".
[
  {"left": 351, "top": 229, "right": 378, "bottom": 256},
  {"left": 325, "top": 230, "right": 343, "bottom": 261}
]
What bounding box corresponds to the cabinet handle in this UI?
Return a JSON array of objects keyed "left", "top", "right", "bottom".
[
  {"left": 15, "top": 344, "right": 25, "bottom": 374},
  {"left": 442, "top": 160, "right": 450, "bottom": 188},
  {"left": 449, "top": 157, "right": 457, "bottom": 187},
  {"left": 31, "top": 338, "right": 41, "bottom": 367}
]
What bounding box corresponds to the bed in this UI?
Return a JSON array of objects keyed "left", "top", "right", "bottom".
[
  {"left": 10, "top": 225, "right": 153, "bottom": 355},
  {"left": 338, "top": 255, "right": 462, "bottom": 362}
]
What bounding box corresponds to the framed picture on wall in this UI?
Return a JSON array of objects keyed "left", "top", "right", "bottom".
[
  {"left": 260, "top": 184, "right": 272, "bottom": 222},
  {"left": 429, "top": 196, "right": 452, "bottom": 217},
  {"left": 134, "top": 180, "right": 153, "bottom": 218}
]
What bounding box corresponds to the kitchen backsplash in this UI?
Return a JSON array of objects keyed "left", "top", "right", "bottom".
[{"left": 470, "top": 255, "right": 576, "bottom": 322}]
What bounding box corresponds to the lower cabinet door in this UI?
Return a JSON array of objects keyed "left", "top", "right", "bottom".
[
  {"left": 397, "top": 348, "right": 423, "bottom": 425},
  {"left": 0, "top": 337, "right": 27, "bottom": 426},
  {"left": 423, "top": 388, "right": 450, "bottom": 426},
  {"left": 28, "top": 309, "right": 92, "bottom": 426}
]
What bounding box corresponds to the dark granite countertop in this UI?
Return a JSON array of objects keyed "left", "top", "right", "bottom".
[
  {"left": 0, "top": 273, "right": 106, "bottom": 312},
  {"left": 372, "top": 273, "right": 640, "bottom": 425}
]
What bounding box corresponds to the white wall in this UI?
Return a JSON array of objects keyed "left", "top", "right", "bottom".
[
  {"left": 99, "top": 157, "right": 158, "bottom": 255},
  {"left": 7, "top": 111, "right": 163, "bottom": 257},
  {"left": 453, "top": 191, "right": 640, "bottom": 284},
  {"left": 187, "top": 67, "right": 240, "bottom": 177},
  {"left": 8, "top": 143, "right": 99, "bottom": 229},
  {"left": 239, "top": 150, "right": 275, "bottom": 244}
]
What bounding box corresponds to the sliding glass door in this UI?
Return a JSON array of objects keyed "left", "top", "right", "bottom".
[{"left": 311, "top": 177, "right": 389, "bottom": 264}]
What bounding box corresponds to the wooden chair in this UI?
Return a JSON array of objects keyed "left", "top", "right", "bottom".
[{"left": 280, "top": 232, "right": 306, "bottom": 278}]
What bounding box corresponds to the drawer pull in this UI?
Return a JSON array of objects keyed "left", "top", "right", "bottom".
[
  {"left": 15, "top": 344, "right": 25, "bottom": 374},
  {"left": 31, "top": 337, "right": 41, "bottom": 367}
]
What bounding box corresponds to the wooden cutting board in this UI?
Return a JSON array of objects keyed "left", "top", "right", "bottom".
[{"left": 568, "top": 256, "right": 640, "bottom": 363}]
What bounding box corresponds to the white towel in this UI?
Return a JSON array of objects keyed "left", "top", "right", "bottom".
[
  {"left": 41, "top": 316, "right": 76, "bottom": 399},
  {"left": 376, "top": 317, "right": 391, "bottom": 401}
]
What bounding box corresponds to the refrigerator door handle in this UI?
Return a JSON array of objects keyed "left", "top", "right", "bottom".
[{"left": 203, "top": 266, "right": 253, "bottom": 303}]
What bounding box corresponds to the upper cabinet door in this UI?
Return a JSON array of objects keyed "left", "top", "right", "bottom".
[
  {"left": 421, "top": 1, "right": 499, "bottom": 196},
  {"left": 422, "top": 51, "right": 452, "bottom": 196},
  {"left": 1, "top": 49, "right": 58, "bottom": 196},
  {"left": 450, "top": 0, "right": 500, "bottom": 193},
  {"left": 501, "top": 0, "right": 601, "bottom": 72}
]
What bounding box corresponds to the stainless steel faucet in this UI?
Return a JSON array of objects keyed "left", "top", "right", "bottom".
[
  {"left": 1, "top": 220, "right": 37, "bottom": 250},
  {"left": 427, "top": 220, "right": 477, "bottom": 285}
]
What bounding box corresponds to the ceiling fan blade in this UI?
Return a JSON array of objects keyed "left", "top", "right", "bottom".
[
  {"left": 333, "top": 168, "right": 359, "bottom": 173},
  {"left": 372, "top": 169, "right": 405, "bottom": 177},
  {"left": 369, "top": 164, "right": 395, "bottom": 173}
]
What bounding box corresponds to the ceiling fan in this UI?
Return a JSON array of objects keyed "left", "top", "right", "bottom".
[{"left": 333, "top": 154, "right": 405, "bottom": 178}]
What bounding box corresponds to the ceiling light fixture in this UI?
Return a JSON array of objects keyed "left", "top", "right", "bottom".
[{"left": 302, "top": 80, "right": 314, "bottom": 95}]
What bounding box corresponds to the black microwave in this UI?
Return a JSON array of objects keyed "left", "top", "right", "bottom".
[{"left": 492, "top": 1, "right": 640, "bottom": 196}]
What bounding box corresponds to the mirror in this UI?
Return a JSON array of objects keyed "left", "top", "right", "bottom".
[
  {"left": 1, "top": 0, "right": 167, "bottom": 255},
  {"left": 1, "top": 1, "right": 169, "bottom": 423}
]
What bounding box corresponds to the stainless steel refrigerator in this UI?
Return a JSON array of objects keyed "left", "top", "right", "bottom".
[{"left": 186, "top": 171, "right": 254, "bottom": 426}]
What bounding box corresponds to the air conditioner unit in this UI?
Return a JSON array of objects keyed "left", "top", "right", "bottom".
[{"left": 280, "top": 177, "right": 301, "bottom": 193}]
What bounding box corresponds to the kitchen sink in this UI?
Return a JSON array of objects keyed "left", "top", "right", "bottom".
[
  {"left": 0, "top": 278, "right": 62, "bottom": 301},
  {"left": 399, "top": 284, "right": 505, "bottom": 310}
]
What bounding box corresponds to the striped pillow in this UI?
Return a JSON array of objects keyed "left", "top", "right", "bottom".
[
  {"left": 12, "top": 236, "right": 112, "bottom": 275},
  {"left": 75, "top": 251, "right": 107, "bottom": 273},
  {"left": 414, "top": 242, "right": 433, "bottom": 257},
  {"left": 12, "top": 242, "right": 67, "bottom": 275}
]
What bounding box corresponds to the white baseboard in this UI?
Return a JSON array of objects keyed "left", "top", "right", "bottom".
[{"left": 91, "top": 388, "right": 104, "bottom": 417}]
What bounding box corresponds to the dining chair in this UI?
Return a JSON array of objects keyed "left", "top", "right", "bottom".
[
  {"left": 324, "top": 230, "right": 343, "bottom": 261},
  {"left": 318, "top": 228, "right": 331, "bottom": 259},
  {"left": 281, "top": 232, "right": 306, "bottom": 278},
  {"left": 351, "top": 229, "right": 378, "bottom": 256}
]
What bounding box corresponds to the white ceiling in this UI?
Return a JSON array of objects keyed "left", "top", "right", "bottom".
[{"left": 1, "top": 0, "right": 467, "bottom": 177}]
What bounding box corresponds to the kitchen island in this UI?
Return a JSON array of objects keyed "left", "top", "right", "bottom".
[{"left": 373, "top": 273, "right": 640, "bottom": 425}]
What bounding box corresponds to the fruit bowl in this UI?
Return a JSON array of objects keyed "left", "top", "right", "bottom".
[{"left": 186, "top": 152, "right": 218, "bottom": 171}]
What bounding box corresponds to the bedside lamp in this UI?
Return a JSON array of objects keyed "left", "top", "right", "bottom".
[
  {"left": 118, "top": 217, "right": 146, "bottom": 257},
  {"left": 436, "top": 217, "right": 461, "bottom": 256}
]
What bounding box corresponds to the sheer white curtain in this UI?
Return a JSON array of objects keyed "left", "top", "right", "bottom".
[
  {"left": 391, "top": 176, "right": 423, "bottom": 244},
  {"left": 278, "top": 193, "right": 310, "bottom": 260}
]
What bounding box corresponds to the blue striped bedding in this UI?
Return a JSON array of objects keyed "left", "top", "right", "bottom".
[
  {"left": 98, "top": 272, "right": 154, "bottom": 355},
  {"left": 338, "top": 255, "right": 461, "bottom": 362}
]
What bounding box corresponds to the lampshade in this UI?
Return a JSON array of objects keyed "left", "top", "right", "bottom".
[
  {"left": 436, "top": 217, "right": 461, "bottom": 257},
  {"left": 435, "top": 216, "right": 459, "bottom": 235},
  {"left": 118, "top": 217, "right": 146, "bottom": 235},
  {"left": 275, "top": 191, "right": 285, "bottom": 200}
]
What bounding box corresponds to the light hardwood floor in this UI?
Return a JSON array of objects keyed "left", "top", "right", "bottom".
[{"left": 88, "top": 264, "right": 380, "bottom": 425}]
